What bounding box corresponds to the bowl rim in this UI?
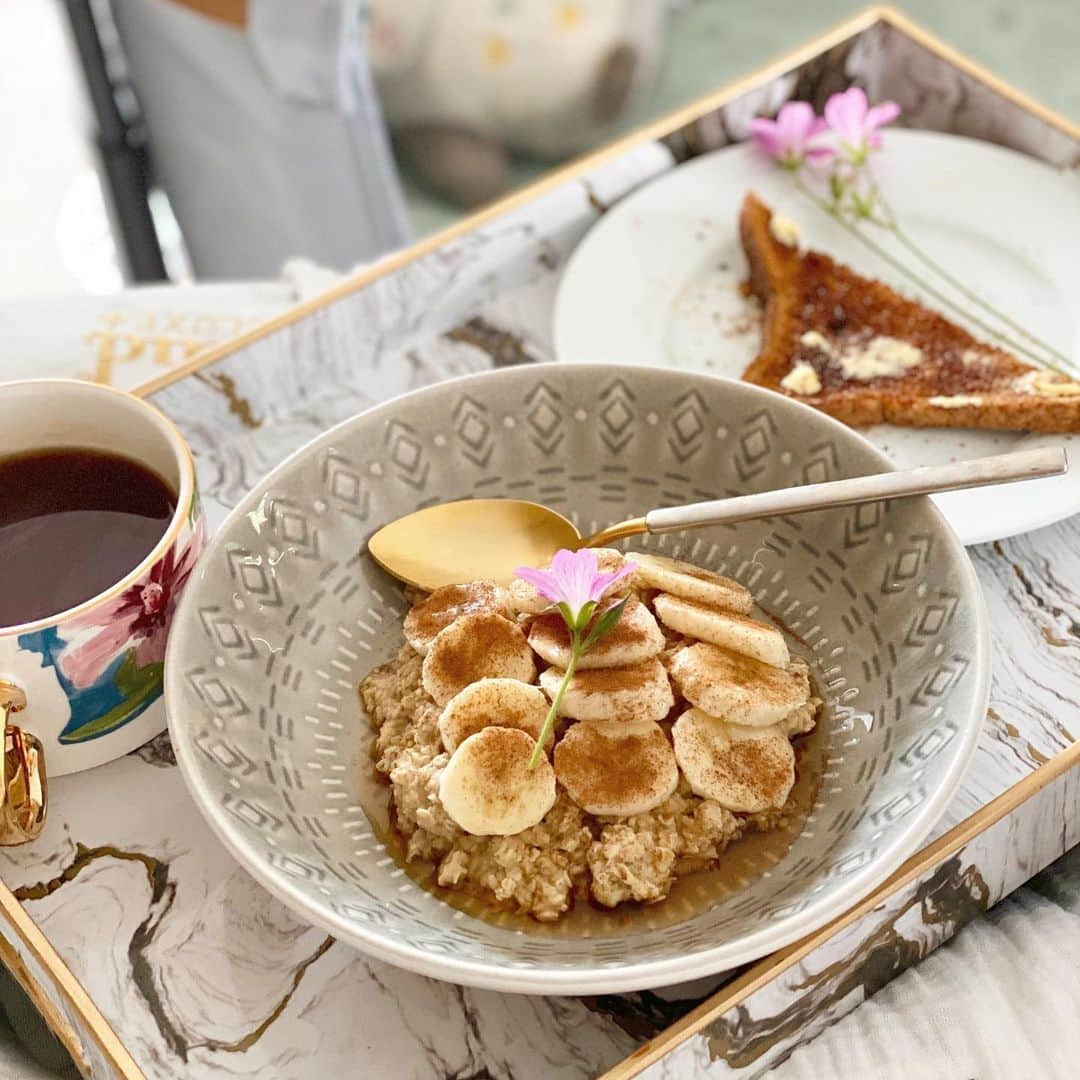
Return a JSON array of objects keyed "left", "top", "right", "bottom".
[{"left": 165, "top": 363, "right": 990, "bottom": 994}]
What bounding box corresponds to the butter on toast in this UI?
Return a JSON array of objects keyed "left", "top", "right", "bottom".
[{"left": 739, "top": 192, "right": 1080, "bottom": 432}]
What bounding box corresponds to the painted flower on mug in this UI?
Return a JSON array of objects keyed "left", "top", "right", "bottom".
[{"left": 59, "top": 518, "right": 207, "bottom": 689}]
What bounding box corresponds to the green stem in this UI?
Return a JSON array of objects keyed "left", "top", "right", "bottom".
[
  {"left": 793, "top": 176, "right": 1078, "bottom": 380},
  {"left": 529, "top": 637, "right": 579, "bottom": 769},
  {"left": 872, "top": 188, "right": 1074, "bottom": 370}
]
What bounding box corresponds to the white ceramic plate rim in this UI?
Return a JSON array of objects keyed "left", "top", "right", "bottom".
[
  {"left": 553, "top": 132, "right": 1080, "bottom": 548},
  {"left": 166, "top": 364, "right": 991, "bottom": 994}
]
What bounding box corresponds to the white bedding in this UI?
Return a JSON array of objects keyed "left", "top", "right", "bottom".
[{"left": 774, "top": 847, "right": 1080, "bottom": 1080}]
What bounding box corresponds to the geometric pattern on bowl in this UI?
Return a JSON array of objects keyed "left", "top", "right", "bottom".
[{"left": 166, "top": 365, "right": 988, "bottom": 994}]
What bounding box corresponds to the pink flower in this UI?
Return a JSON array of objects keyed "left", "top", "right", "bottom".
[
  {"left": 749, "top": 102, "right": 833, "bottom": 170},
  {"left": 517, "top": 548, "right": 637, "bottom": 769},
  {"left": 514, "top": 548, "right": 634, "bottom": 626},
  {"left": 823, "top": 87, "right": 900, "bottom": 158},
  {"left": 60, "top": 520, "right": 206, "bottom": 689}
]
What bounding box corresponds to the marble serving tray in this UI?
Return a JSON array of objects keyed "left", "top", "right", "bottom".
[{"left": 2, "top": 8, "right": 1079, "bottom": 1078}]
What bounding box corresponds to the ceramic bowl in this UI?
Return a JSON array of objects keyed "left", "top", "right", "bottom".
[{"left": 165, "top": 365, "right": 988, "bottom": 994}]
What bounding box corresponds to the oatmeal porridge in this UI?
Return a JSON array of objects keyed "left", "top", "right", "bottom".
[{"left": 358, "top": 551, "right": 821, "bottom": 923}]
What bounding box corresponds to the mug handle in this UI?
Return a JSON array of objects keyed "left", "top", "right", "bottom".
[{"left": 0, "top": 682, "right": 47, "bottom": 845}]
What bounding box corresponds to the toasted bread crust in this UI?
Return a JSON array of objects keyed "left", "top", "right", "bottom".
[{"left": 739, "top": 192, "right": 1080, "bottom": 432}]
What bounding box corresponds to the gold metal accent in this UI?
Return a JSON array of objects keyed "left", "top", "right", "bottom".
[
  {"left": 0, "top": 9, "right": 1071, "bottom": 1075},
  {"left": 367, "top": 497, "right": 653, "bottom": 591},
  {"left": 166, "top": 0, "right": 247, "bottom": 28},
  {"left": 581, "top": 517, "right": 649, "bottom": 548},
  {"left": 0, "top": 683, "right": 46, "bottom": 846},
  {"left": 0, "top": 930, "right": 89, "bottom": 1075},
  {"left": 83, "top": 308, "right": 251, "bottom": 386},
  {"left": 0, "top": 875, "right": 145, "bottom": 1078},
  {"left": 367, "top": 499, "right": 582, "bottom": 590},
  {"left": 880, "top": 6, "right": 1080, "bottom": 141}
]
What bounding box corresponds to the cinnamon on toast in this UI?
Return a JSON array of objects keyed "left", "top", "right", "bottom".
[{"left": 739, "top": 192, "right": 1080, "bottom": 432}]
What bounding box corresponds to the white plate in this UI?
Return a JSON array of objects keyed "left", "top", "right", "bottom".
[{"left": 554, "top": 132, "right": 1080, "bottom": 545}]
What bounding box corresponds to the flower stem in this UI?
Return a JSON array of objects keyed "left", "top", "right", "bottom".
[
  {"left": 870, "top": 187, "right": 1074, "bottom": 370},
  {"left": 529, "top": 638, "right": 579, "bottom": 769},
  {"left": 793, "top": 176, "right": 1079, "bottom": 379}
]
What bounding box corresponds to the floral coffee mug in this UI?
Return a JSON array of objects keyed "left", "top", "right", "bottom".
[{"left": 0, "top": 380, "right": 203, "bottom": 836}]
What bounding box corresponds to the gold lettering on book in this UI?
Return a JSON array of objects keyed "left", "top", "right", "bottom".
[{"left": 83, "top": 310, "right": 261, "bottom": 384}]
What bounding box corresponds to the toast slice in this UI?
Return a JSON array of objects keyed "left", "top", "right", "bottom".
[{"left": 739, "top": 192, "right": 1080, "bottom": 431}]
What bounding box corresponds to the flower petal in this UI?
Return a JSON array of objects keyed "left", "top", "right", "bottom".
[
  {"left": 548, "top": 548, "right": 580, "bottom": 605},
  {"left": 558, "top": 548, "right": 599, "bottom": 614},
  {"left": 775, "top": 101, "right": 819, "bottom": 146},
  {"left": 517, "top": 548, "right": 630, "bottom": 625},
  {"left": 134, "top": 629, "right": 167, "bottom": 668},
  {"left": 865, "top": 101, "right": 901, "bottom": 132},
  {"left": 753, "top": 102, "right": 838, "bottom": 169},
  {"left": 749, "top": 117, "right": 785, "bottom": 159},
  {"left": 824, "top": 87, "right": 868, "bottom": 145},
  {"left": 59, "top": 619, "right": 135, "bottom": 688},
  {"left": 64, "top": 587, "right": 138, "bottom": 632},
  {"left": 512, "top": 565, "right": 562, "bottom": 605},
  {"left": 587, "top": 560, "right": 636, "bottom": 602}
]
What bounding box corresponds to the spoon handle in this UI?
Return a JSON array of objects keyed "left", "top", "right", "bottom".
[{"left": 642, "top": 447, "right": 1068, "bottom": 535}]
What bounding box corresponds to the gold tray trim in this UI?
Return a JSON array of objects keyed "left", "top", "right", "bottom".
[{"left": 0, "top": 878, "right": 144, "bottom": 1078}]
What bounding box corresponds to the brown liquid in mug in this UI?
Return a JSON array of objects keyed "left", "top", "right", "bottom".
[{"left": 0, "top": 448, "right": 176, "bottom": 627}]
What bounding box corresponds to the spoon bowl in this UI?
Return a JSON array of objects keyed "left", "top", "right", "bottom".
[{"left": 367, "top": 499, "right": 582, "bottom": 589}]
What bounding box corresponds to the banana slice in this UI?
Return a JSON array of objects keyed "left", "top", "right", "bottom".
[
  {"left": 422, "top": 611, "right": 536, "bottom": 706},
  {"left": 528, "top": 597, "right": 663, "bottom": 670},
  {"left": 438, "top": 727, "right": 556, "bottom": 835},
  {"left": 672, "top": 708, "right": 795, "bottom": 812},
  {"left": 554, "top": 720, "right": 678, "bottom": 815},
  {"left": 668, "top": 643, "right": 810, "bottom": 726},
  {"left": 631, "top": 552, "right": 753, "bottom": 613},
  {"left": 438, "top": 678, "right": 551, "bottom": 753},
  {"left": 654, "top": 594, "right": 789, "bottom": 668},
  {"left": 538, "top": 657, "right": 674, "bottom": 723},
  {"left": 779, "top": 695, "right": 820, "bottom": 738},
  {"left": 403, "top": 580, "right": 508, "bottom": 654},
  {"left": 508, "top": 548, "right": 632, "bottom": 614}
]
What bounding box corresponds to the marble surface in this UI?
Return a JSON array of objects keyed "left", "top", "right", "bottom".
[{"left": 1, "top": 18, "right": 1079, "bottom": 1078}]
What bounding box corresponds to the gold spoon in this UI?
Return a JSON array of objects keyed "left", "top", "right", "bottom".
[{"left": 367, "top": 446, "right": 1066, "bottom": 591}]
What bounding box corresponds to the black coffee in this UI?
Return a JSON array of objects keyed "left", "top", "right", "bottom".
[{"left": 0, "top": 448, "right": 176, "bottom": 626}]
